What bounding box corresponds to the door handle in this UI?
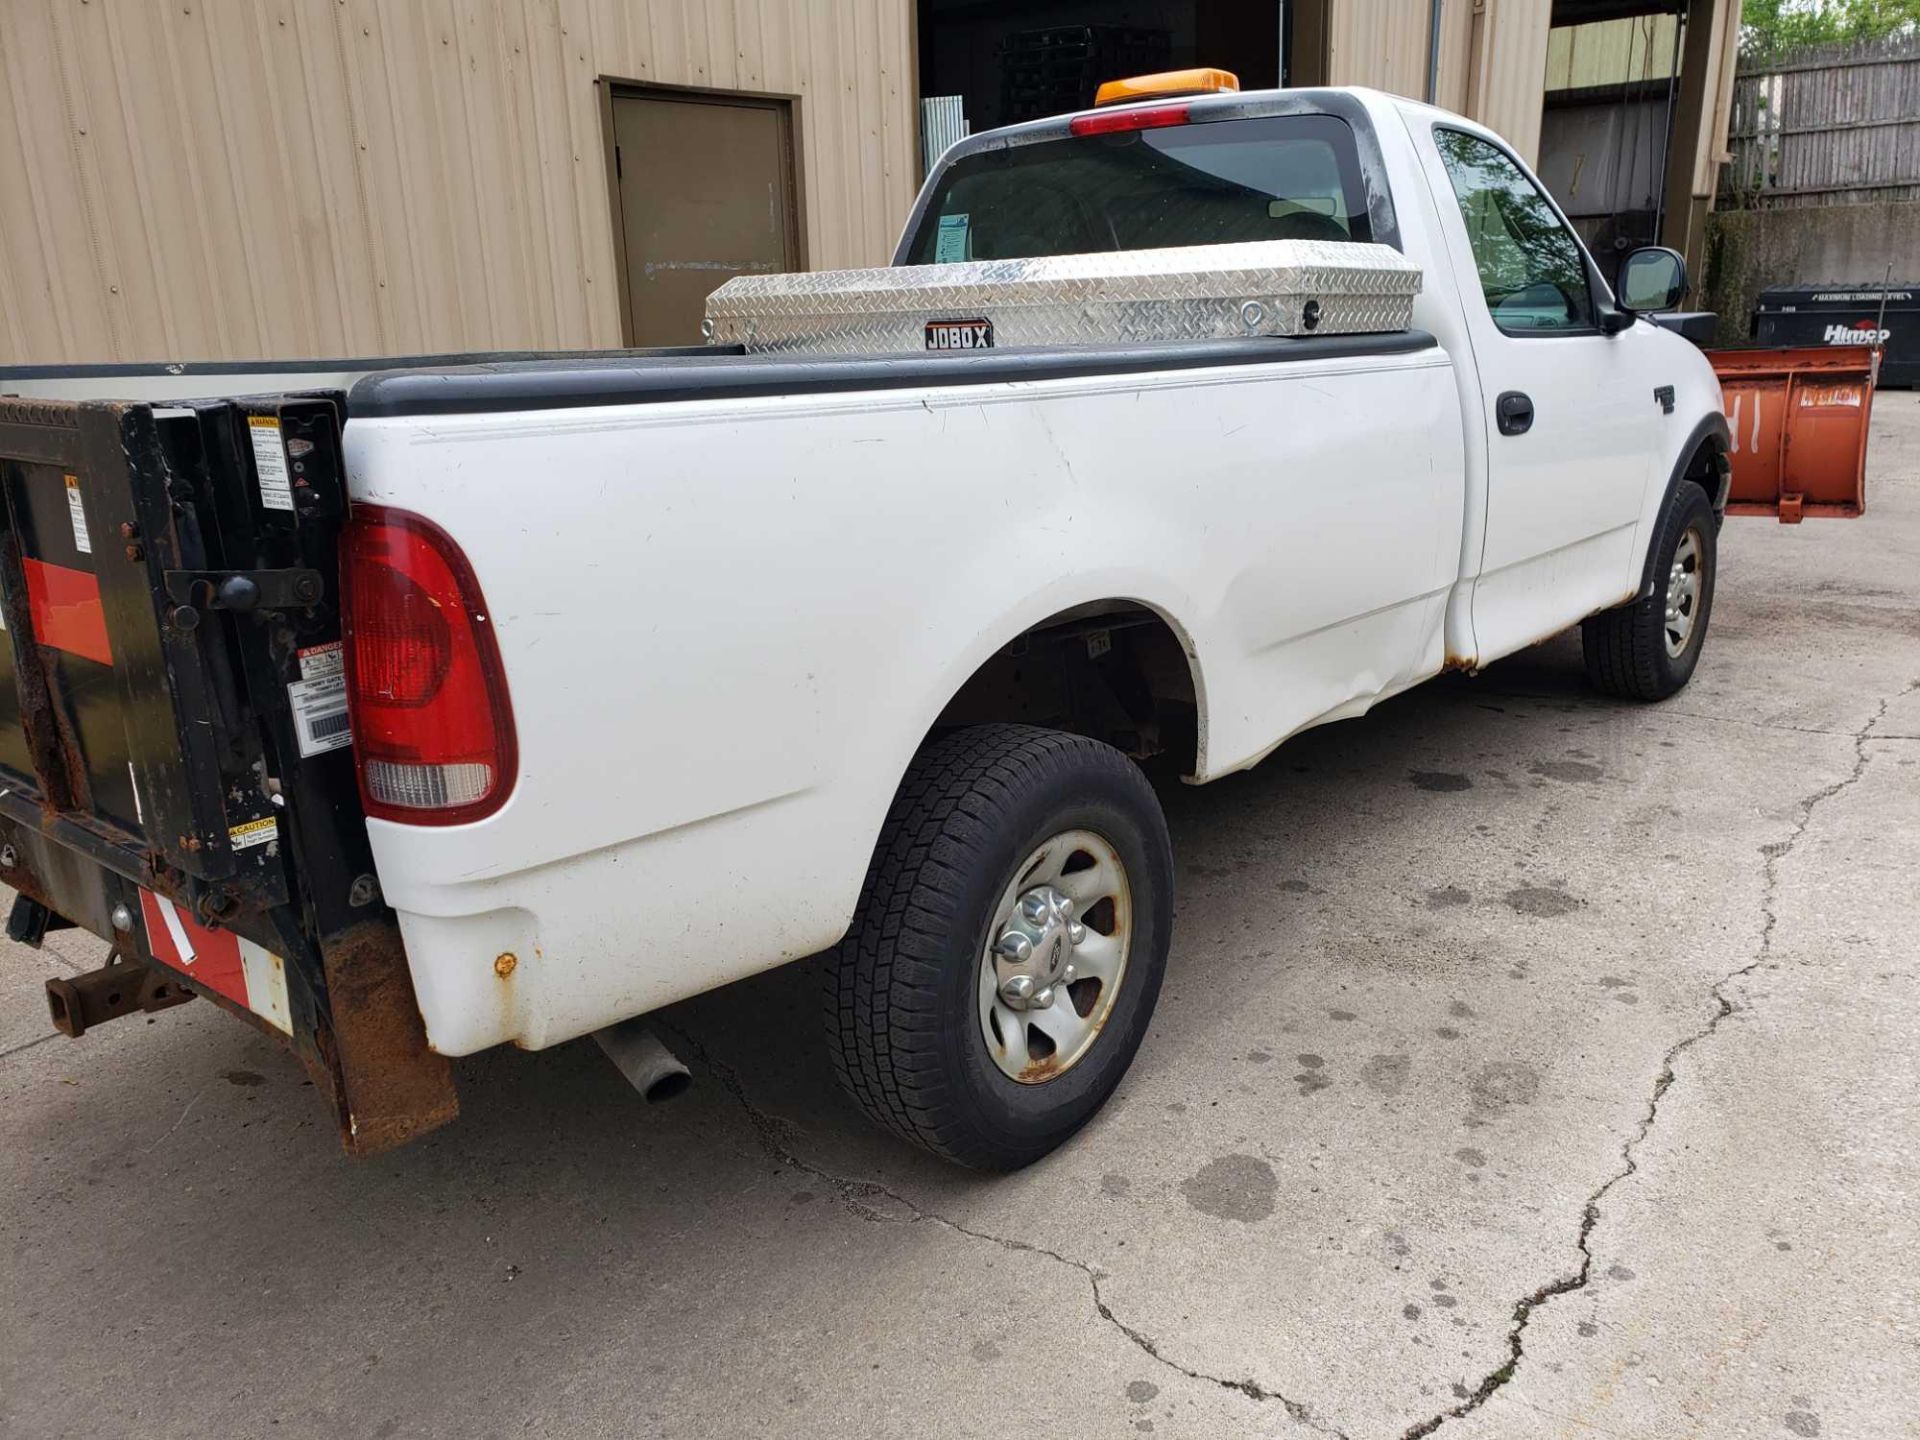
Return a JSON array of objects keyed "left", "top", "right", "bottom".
[{"left": 1496, "top": 391, "right": 1534, "bottom": 436}]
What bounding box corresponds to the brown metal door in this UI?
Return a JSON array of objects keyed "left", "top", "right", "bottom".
[{"left": 611, "top": 91, "right": 800, "bottom": 345}]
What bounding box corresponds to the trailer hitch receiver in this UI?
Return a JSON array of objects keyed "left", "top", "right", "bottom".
[{"left": 46, "top": 954, "right": 195, "bottom": 1038}]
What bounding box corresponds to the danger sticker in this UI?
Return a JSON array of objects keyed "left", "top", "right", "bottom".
[
  {"left": 248, "top": 416, "right": 295, "bottom": 512},
  {"left": 288, "top": 641, "right": 351, "bottom": 757},
  {"left": 64, "top": 473, "right": 92, "bottom": 554},
  {"left": 227, "top": 815, "right": 279, "bottom": 851}
]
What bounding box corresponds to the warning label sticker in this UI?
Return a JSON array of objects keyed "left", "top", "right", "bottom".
[
  {"left": 64, "top": 473, "right": 92, "bottom": 554},
  {"left": 227, "top": 816, "right": 279, "bottom": 851},
  {"left": 247, "top": 416, "right": 296, "bottom": 512},
  {"left": 288, "top": 641, "right": 352, "bottom": 757}
]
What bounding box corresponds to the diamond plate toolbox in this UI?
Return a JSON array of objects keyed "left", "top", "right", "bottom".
[{"left": 702, "top": 240, "right": 1421, "bottom": 355}]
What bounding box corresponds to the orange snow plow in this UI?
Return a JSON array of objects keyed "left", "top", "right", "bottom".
[{"left": 1710, "top": 344, "right": 1875, "bottom": 522}]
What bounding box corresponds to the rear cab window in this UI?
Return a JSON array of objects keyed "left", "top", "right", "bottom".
[{"left": 904, "top": 113, "right": 1373, "bottom": 264}]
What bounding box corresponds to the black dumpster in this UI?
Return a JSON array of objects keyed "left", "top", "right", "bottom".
[{"left": 1753, "top": 283, "right": 1918, "bottom": 388}]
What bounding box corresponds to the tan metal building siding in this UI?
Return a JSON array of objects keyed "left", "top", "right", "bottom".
[
  {"left": 1326, "top": 0, "right": 1429, "bottom": 103},
  {"left": 0, "top": 0, "right": 917, "bottom": 364},
  {"left": 1323, "top": 0, "right": 1734, "bottom": 182},
  {"left": 1694, "top": 0, "right": 1740, "bottom": 195},
  {"left": 1324, "top": 1, "right": 1554, "bottom": 166},
  {"left": 1544, "top": 13, "right": 1679, "bottom": 91},
  {"left": 1455, "top": 0, "right": 1554, "bottom": 166}
]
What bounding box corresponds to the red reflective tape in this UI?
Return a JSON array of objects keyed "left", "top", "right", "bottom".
[
  {"left": 22, "top": 558, "right": 112, "bottom": 665},
  {"left": 139, "top": 890, "right": 248, "bottom": 1010}
]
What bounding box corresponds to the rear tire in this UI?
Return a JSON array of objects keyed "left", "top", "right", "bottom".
[
  {"left": 825, "top": 724, "right": 1173, "bottom": 1170},
  {"left": 1582, "top": 482, "right": 1717, "bottom": 701}
]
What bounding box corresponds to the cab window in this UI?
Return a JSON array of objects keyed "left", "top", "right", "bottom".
[
  {"left": 905, "top": 114, "right": 1371, "bottom": 264},
  {"left": 1433, "top": 128, "right": 1594, "bottom": 335}
]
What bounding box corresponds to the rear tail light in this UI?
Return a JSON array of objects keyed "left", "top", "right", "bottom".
[{"left": 342, "top": 505, "right": 516, "bottom": 825}]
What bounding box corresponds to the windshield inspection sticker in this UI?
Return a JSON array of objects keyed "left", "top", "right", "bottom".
[
  {"left": 247, "top": 415, "right": 296, "bottom": 513},
  {"left": 934, "top": 212, "right": 970, "bottom": 263},
  {"left": 63, "top": 474, "right": 92, "bottom": 554},
  {"left": 287, "top": 641, "right": 352, "bottom": 757}
]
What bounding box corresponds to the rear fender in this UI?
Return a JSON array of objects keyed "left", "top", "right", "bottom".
[{"left": 896, "top": 580, "right": 1212, "bottom": 783}]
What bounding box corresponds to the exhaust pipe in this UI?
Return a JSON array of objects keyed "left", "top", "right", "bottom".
[{"left": 594, "top": 1018, "right": 693, "bottom": 1104}]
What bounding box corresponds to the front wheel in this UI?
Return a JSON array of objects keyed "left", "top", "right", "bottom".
[
  {"left": 1582, "top": 481, "right": 1718, "bottom": 701},
  {"left": 825, "top": 724, "right": 1173, "bottom": 1170}
]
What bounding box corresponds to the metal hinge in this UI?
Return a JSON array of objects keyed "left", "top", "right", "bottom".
[{"left": 164, "top": 567, "right": 325, "bottom": 617}]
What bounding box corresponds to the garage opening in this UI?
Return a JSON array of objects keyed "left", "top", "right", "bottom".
[
  {"left": 1539, "top": 3, "right": 1685, "bottom": 289},
  {"left": 915, "top": 0, "right": 1282, "bottom": 151}
]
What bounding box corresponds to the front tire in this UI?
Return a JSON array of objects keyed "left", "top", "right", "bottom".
[
  {"left": 825, "top": 724, "right": 1173, "bottom": 1170},
  {"left": 1582, "top": 481, "right": 1717, "bottom": 701}
]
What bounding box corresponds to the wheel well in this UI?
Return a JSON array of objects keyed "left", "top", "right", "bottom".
[
  {"left": 1682, "top": 434, "right": 1728, "bottom": 514},
  {"left": 931, "top": 603, "right": 1202, "bottom": 777}
]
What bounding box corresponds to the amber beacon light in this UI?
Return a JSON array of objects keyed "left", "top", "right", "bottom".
[{"left": 1093, "top": 67, "right": 1240, "bottom": 107}]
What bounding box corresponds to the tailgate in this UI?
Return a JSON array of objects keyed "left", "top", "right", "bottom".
[{"left": 0, "top": 394, "right": 455, "bottom": 1154}]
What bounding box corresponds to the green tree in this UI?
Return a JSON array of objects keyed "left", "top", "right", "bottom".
[{"left": 1741, "top": 0, "right": 1920, "bottom": 56}]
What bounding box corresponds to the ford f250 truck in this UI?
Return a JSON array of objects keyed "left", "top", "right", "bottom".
[{"left": 0, "top": 83, "right": 1729, "bottom": 1169}]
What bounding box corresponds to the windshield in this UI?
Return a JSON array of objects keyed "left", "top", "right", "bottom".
[{"left": 904, "top": 113, "right": 1372, "bottom": 264}]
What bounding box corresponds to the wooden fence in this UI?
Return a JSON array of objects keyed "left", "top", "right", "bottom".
[{"left": 1722, "top": 33, "right": 1920, "bottom": 208}]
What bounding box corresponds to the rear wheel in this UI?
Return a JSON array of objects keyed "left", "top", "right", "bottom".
[
  {"left": 825, "top": 724, "right": 1173, "bottom": 1170},
  {"left": 1583, "top": 481, "right": 1717, "bottom": 701}
]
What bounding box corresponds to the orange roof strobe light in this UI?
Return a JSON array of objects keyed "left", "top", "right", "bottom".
[{"left": 1094, "top": 67, "right": 1240, "bottom": 107}]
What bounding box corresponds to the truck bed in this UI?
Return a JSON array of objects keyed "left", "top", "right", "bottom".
[{"left": 340, "top": 330, "right": 1462, "bottom": 1055}]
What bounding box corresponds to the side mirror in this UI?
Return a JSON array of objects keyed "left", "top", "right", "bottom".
[{"left": 1618, "top": 246, "right": 1688, "bottom": 313}]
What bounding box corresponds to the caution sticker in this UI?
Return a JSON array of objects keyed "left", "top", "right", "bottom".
[
  {"left": 64, "top": 473, "right": 92, "bottom": 554},
  {"left": 247, "top": 416, "right": 296, "bottom": 512},
  {"left": 227, "top": 815, "right": 279, "bottom": 851},
  {"left": 288, "top": 641, "right": 352, "bottom": 757}
]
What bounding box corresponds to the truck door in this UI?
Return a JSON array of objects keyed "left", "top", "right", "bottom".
[{"left": 1415, "top": 124, "right": 1659, "bottom": 662}]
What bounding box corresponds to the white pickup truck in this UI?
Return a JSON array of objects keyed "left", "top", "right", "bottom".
[{"left": 1, "top": 84, "right": 1728, "bottom": 1168}]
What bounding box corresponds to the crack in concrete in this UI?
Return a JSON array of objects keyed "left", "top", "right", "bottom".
[
  {"left": 661, "top": 1022, "right": 1349, "bottom": 1438},
  {"left": 1473, "top": 684, "right": 1877, "bottom": 740},
  {"left": 659, "top": 678, "right": 1913, "bottom": 1440},
  {"left": 1398, "top": 682, "right": 1915, "bottom": 1440},
  {"left": 0, "top": 1031, "right": 62, "bottom": 1062}
]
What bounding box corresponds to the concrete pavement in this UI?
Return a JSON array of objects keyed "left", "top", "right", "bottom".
[{"left": 3, "top": 395, "right": 1916, "bottom": 1440}]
